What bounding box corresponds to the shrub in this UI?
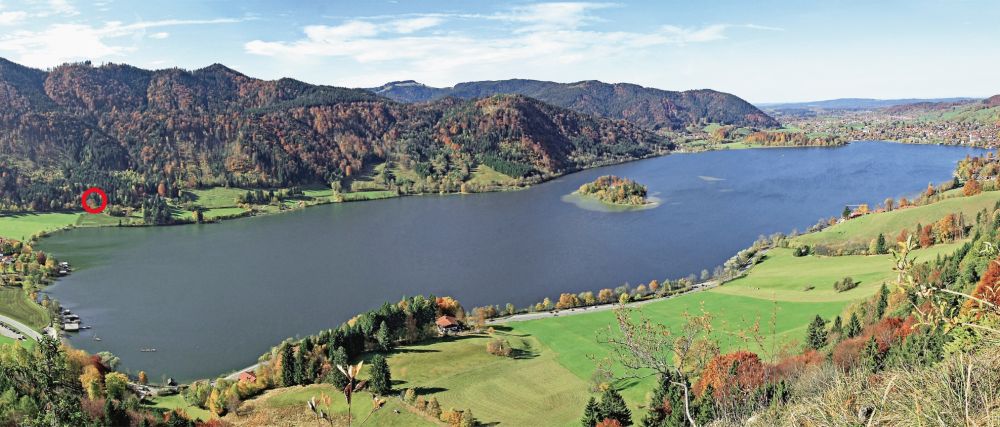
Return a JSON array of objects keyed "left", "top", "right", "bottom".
[
  {"left": 486, "top": 338, "right": 513, "bottom": 357},
  {"left": 833, "top": 277, "right": 858, "bottom": 292}
]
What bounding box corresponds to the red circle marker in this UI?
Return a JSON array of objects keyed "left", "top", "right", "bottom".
[{"left": 81, "top": 187, "right": 108, "bottom": 214}]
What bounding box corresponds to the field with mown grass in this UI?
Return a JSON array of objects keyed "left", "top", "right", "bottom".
[
  {"left": 0, "top": 288, "right": 50, "bottom": 330},
  {"left": 376, "top": 221, "right": 973, "bottom": 424},
  {"left": 712, "top": 243, "right": 964, "bottom": 303},
  {"left": 221, "top": 384, "right": 434, "bottom": 426},
  {"left": 148, "top": 393, "right": 213, "bottom": 421},
  {"left": 0, "top": 212, "right": 79, "bottom": 240},
  {"left": 794, "top": 191, "right": 1000, "bottom": 249},
  {"left": 390, "top": 332, "right": 590, "bottom": 426}
]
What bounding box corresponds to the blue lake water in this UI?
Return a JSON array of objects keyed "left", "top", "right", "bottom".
[{"left": 41, "top": 141, "right": 987, "bottom": 380}]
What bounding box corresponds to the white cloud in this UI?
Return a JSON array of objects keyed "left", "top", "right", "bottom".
[
  {"left": 244, "top": 3, "right": 774, "bottom": 86},
  {"left": 0, "top": 17, "right": 243, "bottom": 67},
  {"left": 0, "top": 10, "right": 27, "bottom": 25},
  {"left": 149, "top": 32, "right": 169, "bottom": 39},
  {"left": 390, "top": 16, "right": 443, "bottom": 34}
]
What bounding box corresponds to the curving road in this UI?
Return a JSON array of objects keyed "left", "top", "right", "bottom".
[{"left": 0, "top": 314, "right": 42, "bottom": 341}]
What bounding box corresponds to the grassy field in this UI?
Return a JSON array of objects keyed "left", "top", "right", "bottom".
[
  {"left": 0, "top": 212, "right": 79, "bottom": 240},
  {"left": 390, "top": 332, "right": 590, "bottom": 426},
  {"left": 149, "top": 393, "right": 213, "bottom": 421},
  {"left": 381, "top": 238, "right": 970, "bottom": 425},
  {"left": 466, "top": 164, "right": 518, "bottom": 187},
  {"left": 223, "top": 384, "right": 435, "bottom": 426},
  {"left": 0, "top": 288, "right": 49, "bottom": 329},
  {"left": 0, "top": 335, "right": 34, "bottom": 348},
  {"left": 713, "top": 243, "right": 964, "bottom": 303},
  {"left": 794, "top": 191, "right": 1000, "bottom": 248}
]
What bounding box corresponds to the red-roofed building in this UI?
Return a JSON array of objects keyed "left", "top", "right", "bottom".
[
  {"left": 239, "top": 370, "right": 257, "bottom": 383},
  {"left": 435, "top": 315, "right": 461, "bottom": 335}
]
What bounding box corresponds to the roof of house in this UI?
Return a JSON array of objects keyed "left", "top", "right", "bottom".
[{"left": 435, "top": 315, "right": 459, "bottom": 328}]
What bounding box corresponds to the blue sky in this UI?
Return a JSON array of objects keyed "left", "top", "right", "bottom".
[{"left": 0, "top": 0, "right": 997, "bottom": 102}]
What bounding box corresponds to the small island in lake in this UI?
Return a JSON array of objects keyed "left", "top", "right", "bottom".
[{"left": 576, "top": 175, "right": 651, "bottom": 206}]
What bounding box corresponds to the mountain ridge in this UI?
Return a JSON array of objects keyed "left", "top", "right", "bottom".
[
  {"left": 366, "top": 78, "right": 779, "bottom": 130},
  {"left": 0, "top": 58, "right": 669, "bottom": 212}
]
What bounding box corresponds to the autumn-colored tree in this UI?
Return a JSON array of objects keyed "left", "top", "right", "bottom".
[
  {"left": 440, "top": 409, "right": 463, "bottom": 426},
  {"left": 934, "top": 213, "right": 958, "bottom": 243},
  {"left": 884, "top": 197, "right": 895, "bottom": 211},
  {"left": 965, "top": 256, "right": 1000, "bottom": 312},
  {"left": 634, "top": 284, "right": 648, "bottom": 296},
  {"left": 692, "top": 351, "right": 766, "bottom": 400},
  {"left": 137, "top": 371, "right": 148, "bottom": 385},
  {"left": 924, "top": 183, "right": 936, "bottom": 197},
  {"left": 596, "top": 419, "right": 623, "bottom": 427},
  {"left": 436, "top": 297, "right": 464, "bottom": 319},
  {"left": 104, "top": 372, "right": 129, "bottom": 401},
  {"left": 896, "top": 228, "right": 910, "bottom": 244},
  {"left": 79, "top": 365, "right": 103, "bottom": 400},
  {"left": 207, "top": 388, "right": 226, "bottom": 416},
  {"left": 598, "top": 288, "right": 615, "bottom": 303},
  {"left": 556, "top": 293, "right": 581, "bottom": 309},
  {"left": 963, "top": 179, "right": 982, "bottom": 196},
  {"left": 919, "top": 224, "right": 935, "bottom": 248},
  {"left": 648, "top": 280, "right": 660, "bottom": 294},
  {"left": 157, "top": 181, "right": 168, "bottom": 197}
]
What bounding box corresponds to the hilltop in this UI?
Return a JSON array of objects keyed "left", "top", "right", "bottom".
[{"left": 367, "top": 78, "right": 779, "bottom": 130}]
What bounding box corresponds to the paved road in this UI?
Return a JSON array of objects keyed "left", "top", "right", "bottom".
[
  {"left": 0, "top": 314, "right": 42, "bottom": 341},
  {"left": 487, "top": 280, "right": 720, "bottom": 324},
  {"left": 223, "top": 362, "right": 263, "bottom": 381}
]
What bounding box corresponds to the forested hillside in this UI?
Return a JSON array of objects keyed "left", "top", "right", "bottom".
[
  {"left": 368, "top": 78, "right": 780, "bottom": 130},
  {"left": 0, "top": 58, "right": 668, "bottom": 212}
]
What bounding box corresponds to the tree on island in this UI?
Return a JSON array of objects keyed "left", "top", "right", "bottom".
[{"left": 577, "top": 175, "right": 650, "bottom": 206}]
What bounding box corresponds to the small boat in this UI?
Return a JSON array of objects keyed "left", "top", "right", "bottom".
[
  {"left": 139, "top": 348, "right": 157, "bottom": 353},
  {"left": 93, "top": 335, "right": 101, "bottom": 341}
]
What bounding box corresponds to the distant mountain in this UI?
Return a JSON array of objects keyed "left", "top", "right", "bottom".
[
  {"left": 0, "top": 58, "right": 667, "bottom": 212},
  {"left": 368, "top": 80, "right": 450, "bottom": 103},
  {"left": 366, "top": 79, "right": 779, "bottom": 130},
  {"left": 761, "top": 97, "right": 980, "bottom": 111}
]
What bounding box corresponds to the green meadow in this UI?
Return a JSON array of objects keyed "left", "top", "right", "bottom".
[
  {"left": 794, "top": 191, "right": 1000, "bottom": 248},
  {"left": 381, "top": 205, "right": 979, "bottom": 425},
  {"left": 713, "top": 243, "right": 963, "bottom": 303},
  {"left": 0, "top": 212, "right": 80, "bottom": 240},
  {"left": 0, "top": 288, "right": 50, "bottom": 330}
]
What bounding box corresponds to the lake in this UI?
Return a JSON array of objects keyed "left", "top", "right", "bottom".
[{"left": 41, "top": 141, "right": 986, "bottom": 381}]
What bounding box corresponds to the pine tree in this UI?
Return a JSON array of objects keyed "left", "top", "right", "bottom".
[
  {"left": 875, "top": 283, "right": 890, "bottom": 318},
  {"left": 640, "top": 372, "right": 687, "bottom": 427},
  {"left": 280, "top": 343, "right": 295, "bottom": 387},
  {"left": 875, "top": 233, "right": 887, "bottom": 254},
  {"left": 830, "top": 315, "right": 843, "bottom": 336},
  {"left": 842, "top": 205, "right": 851, "bottom": 218},
  {"left": 329, "top": 346, "right": 349, "bottom": 388},
  {"left": 846, "top": 312, "right": 862, "bottom": 338},
  {"left": 806, "top": 315, "right": 828, "bottom": 350},
  {"left": 376, "top": 320, "right": 393, "bottom": 352},
  {"left": 369, "top": 354, "right": 392, "bottom": 395},
  {"left": 294, "top": 344, "right": 307, "bottom": 385},
  {"left": 861, "top": 336, "right": 882, "bottom": 373},
  {"left": 693, "top": 385, "right": 715, "bottom": 425},
  {"left": 598, "top": 388, "right": 632, "bottom": 426},
  {"left": 582, "top": 397, "right": 600, "bottom": 427}
]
